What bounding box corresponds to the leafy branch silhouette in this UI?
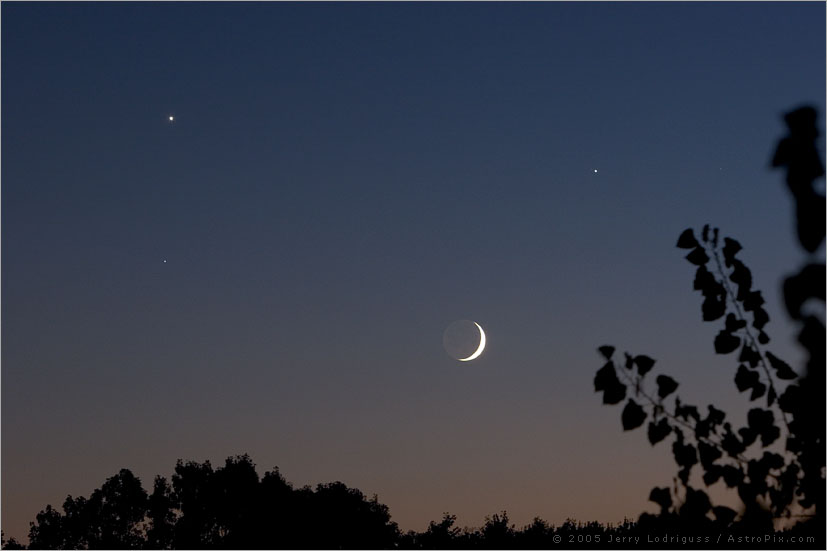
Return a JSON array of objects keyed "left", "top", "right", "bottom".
[{"left": 594, "top": 106, "right": 824, "bottom": 533}]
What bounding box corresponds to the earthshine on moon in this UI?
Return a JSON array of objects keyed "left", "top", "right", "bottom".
[
  {"left": 459, "top": 322, "right": 486, "bottom": 361},
  {"left": 443, "top": 320, "right": 487, "bottom": 362}
]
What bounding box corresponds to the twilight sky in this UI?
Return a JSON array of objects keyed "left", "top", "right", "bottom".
[{"left": 2, "top": 1, "right": 825, "bottom": 542}]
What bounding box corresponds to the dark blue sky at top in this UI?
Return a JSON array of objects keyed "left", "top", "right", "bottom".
[{"left": 2, "top": 1, "right": 825, "bottom": 540}]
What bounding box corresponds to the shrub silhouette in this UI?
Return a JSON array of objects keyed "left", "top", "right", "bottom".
[{"left": 594, "top": 106, "right": 824, "bottom": 538}]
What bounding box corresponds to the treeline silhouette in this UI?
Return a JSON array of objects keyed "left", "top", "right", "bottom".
[{"left": 2, "top": 454, "right": 820, "bottom": 550}]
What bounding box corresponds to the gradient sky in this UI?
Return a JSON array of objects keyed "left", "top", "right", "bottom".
[{"left": 2, "top": 1, "right": 825, "bottom": 542}]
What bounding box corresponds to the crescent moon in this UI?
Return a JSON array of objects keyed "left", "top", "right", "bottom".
[{"left": 458, "top": 322, "right": 486, "bottom": 362}]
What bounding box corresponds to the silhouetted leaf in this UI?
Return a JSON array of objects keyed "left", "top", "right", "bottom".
[
  {"left": 738, "top": 343, "right": 760, "bottom": 368},
  {"left": 738, "top": 426, "right": 757, "bottom": 447},
  {"left": 746, "top": 458, "right": 771, "bottom": 496},
  {"left": 749, "top": 382, "right": 766, "bottom": 401},
  {"left": 655, "top": 375, "right": 678, "bottom": 399},
  {"left": 695, "top": 405, "right": 725, "bottom": 439},
  {"left": 706, "top": 405, "right": 725, "bottom": 426},
  {"left": 713, "top": 506, "right": 737, "bottom": 526},
  {"left": 624, "top": 352, "right": 634, "bottom": 370},
  {"left": 747, "top": 408, "right": 780, "bottom": 446},
  {"left": 677, "top": 229, "right": 699, "bottom": 249},
  {"left": 757, "top": 330, "right": 770, "bottom": 345},
  {"left": 773, "top": 109, "right": 825, "bottom": 210},
  {"left": 621, "top": 399, "right": 646, "bottom": 431},
  {"left": 597, "top": 345, "right": 615, "bottom": 360},
  {"left": 783, "top": 264, "right": 826, "bottom": 318},
  {"left": 752, "top": 308, "right": 769, "bottom": 330},
  {"left": 795, "top": 195, "right": 826, "bottom": 252},
  {"left": 649, "top": 487, "right": 672, "bottom": 512},
  {"left": 721, "top": 424, "right": 746, "bottom": 457},
  {"left": 686, "top": 246, "right": 709, "bottom": 266},
  {"left": 761, "top": 451, "right": 784, "bottom": 471},
  {"left": 695, "top": 420, "right": 711, "bottom": 439},
  {"left": 729, "top": 260, "right": 752, "bottom": 300},
  {"left": 601, "top": 383, "right": 626, "bottom": 405},
  {"left": 594, "top": 362, "right": 626, "bottom": 405},
  {"left": 693, "top": 265, "right": 714, "bottom": 291},
  {"left": 703, "top": 466, "right": 722, "bottom": 486},
  {"left": 647, "top": 418, "right": 671, "bottom": 445},
  {"left": 714, "top": 330, "right": 740, "bottom": 354},
  {"left": 721, "top": 465, "right": 744, "bottom": 487},
  {"left": 765, "top": 351, "right": 798, "bottom": 380},
  {"left": 743, "top": 290, "right": 765, "bottom": 312},
  {"left": 674, "top": 400, "right": 700, "bottom": 422},
  {"left": 702, "top": 225, "right": 710, "bottom": 243},
  {"left": 594, "top": 362, "right": 614, "bottom": 390},
  {"left": 671, "top": 440, "right": 697, "bottom": 484},
  {"left": 698, "top": 441, "right": 722, "bottom": 469},
  {"left": 701, "top": 292, "right": 726, "bottom": 321},
  {"left": 724, "top": 313, "right": 747, "bottom": 333},
  {"left": 633, "top": 355, "right": 655, "bottom": 376},
  {"left": 776, "top": 464, "right": 800, "bottom": 512},
  {"left": 722, "top": 237, "right": 742, "bottom": 267},
  {"left": 682, "top": 488, "right": 711, "bottom": 518},
  {"left": 777, "top": 384, "right": 800, "bottom": 414},
  {"left": 797, "top": 315, "right": 823, "bottom": 358}
]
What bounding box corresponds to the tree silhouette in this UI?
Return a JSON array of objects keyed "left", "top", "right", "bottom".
[
  {"left": 594, "top": 106, "right": 824, "bottom": 539},
  {"left": 146, "top": 476, "right": 175, "bottom": 549},
  {"left": 170, "top": 458, "right": 219, "bottom": 548},
  {"left": 0, "top": 532, "right": 25, "bottom": 550},
  {"left": 478, "top": 511, "right": 516, "bottom": 549},
  {"left": 21, "top": 454, "right": 403, "bottom": 549},
  {"left": 406, "top": 513, "right": 462, "bottom": 549},
  {"left": 14, "top": 454, "right": 821, "bottom": 549},
  {"left": 513, "top": 517, "right": 551, "bottom": 549},
  {"left": 26, "top": 470, "right": 148, "bottom": 549}
]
